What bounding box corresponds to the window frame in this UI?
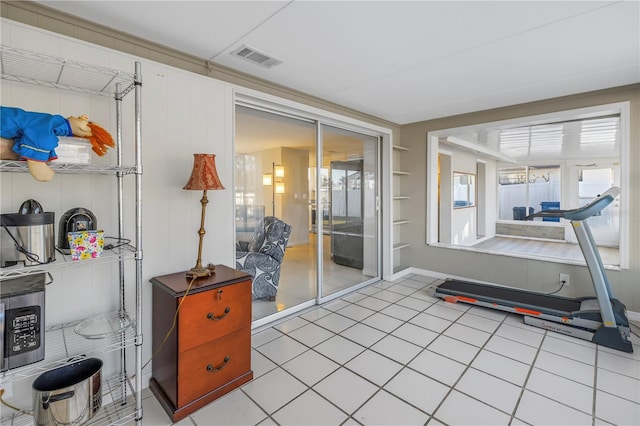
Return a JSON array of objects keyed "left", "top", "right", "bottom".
[
  {"left": 496, "top": 163, "right": 562, "bottom": 223},
  {"left": 426, "top": 102, "right": 630, "bottom": 269}
]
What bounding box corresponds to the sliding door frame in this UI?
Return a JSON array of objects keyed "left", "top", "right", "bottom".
[{"left": 233, "top": 89, "right": 392, "bottom": 325}]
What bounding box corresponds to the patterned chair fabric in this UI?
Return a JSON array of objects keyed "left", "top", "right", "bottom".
[{"left": 235, "top": 216, "right": 292, "bottom": 300}]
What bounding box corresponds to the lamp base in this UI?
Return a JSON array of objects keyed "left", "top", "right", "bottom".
[
  {"left": 185, "top": 267, "right": 212, "bottom": 278},
  {"left": 185, "top": 263, "right": 216, "bottom": 278}
]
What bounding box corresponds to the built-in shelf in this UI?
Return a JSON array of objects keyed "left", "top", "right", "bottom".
[
  {"left": 393, "top": 243, "right": 411, "bottom": 250},
  {"left": 393, "top": 144, "right": 410, "bottom": 272}
]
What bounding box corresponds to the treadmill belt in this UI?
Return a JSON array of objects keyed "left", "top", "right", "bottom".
[{"left": 438, "top": 279, "right": 582, "bottom": 314}]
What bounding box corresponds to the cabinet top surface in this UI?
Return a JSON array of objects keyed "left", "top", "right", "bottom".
[{"left": 150, "top": 265, "right": 251, "bottom": 297}]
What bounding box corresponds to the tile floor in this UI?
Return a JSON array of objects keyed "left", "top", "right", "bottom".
[
  {"left": 139, "top": 273, "right": 640, "bottom": 426},
  {"left": 252, "top": 233, "right": 372, "bottom": 321}
]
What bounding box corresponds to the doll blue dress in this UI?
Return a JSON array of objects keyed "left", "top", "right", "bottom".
[{"left": 1, "top": 106, "right": 73, "bottom": 162}]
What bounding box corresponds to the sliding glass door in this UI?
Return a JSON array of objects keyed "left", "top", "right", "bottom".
[
  {"left": 318, "top": 124, "right": 380, "bottom": 301},
  {"left": 235, "top": 104, "right": 382, "bottom": 322},
  {"left": 235, "top": 105, "right": 318, "bottom": 321}
]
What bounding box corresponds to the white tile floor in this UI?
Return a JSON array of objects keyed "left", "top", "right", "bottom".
[
  {"left": 139, "top": 274, "right": 640, "bottom": 426},
  {"left": 251, "top": 233, "right": 372, "bottom": 321}
]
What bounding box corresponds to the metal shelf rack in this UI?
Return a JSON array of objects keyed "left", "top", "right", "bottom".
[
  {"left": 3, "top": 373, "right": 137, "bottom": 426},
  {"left": 0, "top": 45, "right": 143, "bottom": 425},
  {"left": 0, "top": 46, "right": 135, "bottom": 97},
  {"left": 0, "top": 244, "right": 136, "bottom": 280},
  {"left": 0, "top": 160, "right": 137, "bottom": 175}
]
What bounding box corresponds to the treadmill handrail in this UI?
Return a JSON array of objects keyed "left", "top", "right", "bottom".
[
  {"left": 525, "top": 186, "right": 620, "bottom": 221},
  {"left": 565, "top": 186, "right": 619, "bottom": 221}
]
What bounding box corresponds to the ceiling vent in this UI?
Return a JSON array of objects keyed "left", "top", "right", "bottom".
[{"left": 231, "top": 45, "right": 282, "bottom": 69}]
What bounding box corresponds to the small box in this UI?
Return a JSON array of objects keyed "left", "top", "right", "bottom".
[
  {"left": 56, "top": 137, "right": 92, "bottom": 164},
  {"left": 67, "top": 230, "right": 104, "bottom": 261}
]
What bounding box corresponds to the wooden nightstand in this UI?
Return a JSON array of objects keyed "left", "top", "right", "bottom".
[{"left": 149, "top": 265, "right": 253, "bottom": 422}]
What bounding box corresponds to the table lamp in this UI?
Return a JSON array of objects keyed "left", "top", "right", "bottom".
[{"left": 183, "top": 153, "right": 225, "bottom": 278}]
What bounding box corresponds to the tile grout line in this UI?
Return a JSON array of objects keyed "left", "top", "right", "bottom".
[
  {"left": 429, "top": 305, "right": 512, "bottom": 425},
  {"left": 255, "top": 283, "right": 441, "bottom": 424},
  {"left": 243, "top": 279, "right": 638, "bottom": 426},
  {"left": 509, "top": 328, "right": 547, "bottom": 425}
]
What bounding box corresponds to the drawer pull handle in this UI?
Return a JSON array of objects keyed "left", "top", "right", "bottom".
[
  {"left": 207, "top": 356, "right": 230, "bottom": 372},
  {"left": 207, "top": 307, "right": 230, "bottom": 320}
]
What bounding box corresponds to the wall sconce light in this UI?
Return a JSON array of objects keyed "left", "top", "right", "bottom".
[{"left": 265, "top": 162, "right": 285, "bottom": 216}]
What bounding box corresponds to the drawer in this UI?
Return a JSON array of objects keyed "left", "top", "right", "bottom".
[
  {"left": 177, "top": 328, "right": 251, "bottom": 408},
  {"left": 178, "top": 279, "right": 251, "bottom": 352}
]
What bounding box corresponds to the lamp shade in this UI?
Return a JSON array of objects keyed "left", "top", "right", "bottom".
[{"left": 183, "top": 154, "right": 225, "bottom": 190}]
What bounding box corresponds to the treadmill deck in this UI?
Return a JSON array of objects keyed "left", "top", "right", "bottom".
[{"left": 436, "top": 279, "right": 583, "bottom": 315}]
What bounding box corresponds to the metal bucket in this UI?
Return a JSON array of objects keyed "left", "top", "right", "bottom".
[{"left": 32, "top": 358, "right": 102, "bottom": 426}]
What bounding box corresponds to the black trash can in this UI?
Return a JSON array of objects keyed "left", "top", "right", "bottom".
[{"left": 513, "top": 206, "right": 534, "bottom": 220}]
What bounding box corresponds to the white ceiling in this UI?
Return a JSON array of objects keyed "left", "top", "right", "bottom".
[{"left": 33, "top": 1, "right": 640, "bottom": 125}]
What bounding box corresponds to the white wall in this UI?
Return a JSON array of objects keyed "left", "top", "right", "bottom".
[
  {"left": 438, "top": 153, "right": 452, "bottom": 244},
  {"left": 257, "top": 147, "right": 310, "bottom": 246},
  {"left": 1, "top": 16, "right": 398, "bottom": 410},
  {"left": 485, "top": 159, "right": 498, "bottom": 238},
  {"left": 450, "top": 148, "right": 478, "bottom": 245}
]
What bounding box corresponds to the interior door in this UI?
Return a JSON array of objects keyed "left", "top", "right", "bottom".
[{"left": 319, "top": 124, "right": 380, "bottom": 301}]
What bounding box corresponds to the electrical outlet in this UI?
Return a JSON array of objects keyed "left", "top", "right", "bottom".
[{"left": 559, "top": 273, "right": 570, "bottom": 286}]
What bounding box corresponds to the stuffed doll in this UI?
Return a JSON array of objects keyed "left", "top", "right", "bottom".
[{"left": 0, "top": 106, "right": 115, "bottom": 182}]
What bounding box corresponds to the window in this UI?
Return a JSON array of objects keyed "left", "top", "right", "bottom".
[
  {"left": 498, "top": 165, "right": 561, "bottom": 221},
  {"left": 426, "top": 102, "right": 629, "bottom": 268},
  {"left": 235, "top": 154, "right": 264, "bottom": 232}
]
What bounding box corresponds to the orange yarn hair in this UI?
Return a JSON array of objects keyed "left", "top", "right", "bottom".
[{"left": 86, "top": 122, "right": 115, "bottom": 156}]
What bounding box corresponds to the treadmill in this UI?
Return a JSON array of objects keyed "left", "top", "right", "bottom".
[{"left": 430, "top": 187, "right": 633, "bottom": 353}]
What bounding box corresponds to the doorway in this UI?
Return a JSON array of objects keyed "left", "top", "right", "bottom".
[
  {"left": 234, "top": 104, "right": 383, "bottom": 322},
  {"left": 319, "top": 124, "right": 380, "bottom": 302}
]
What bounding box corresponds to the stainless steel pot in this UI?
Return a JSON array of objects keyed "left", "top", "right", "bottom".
[
  {"left": 0, "top": 211, "right": 55, "bottom": 267},
  {"left": 32, "top": 358, "right": 102, "bottom": 426}
]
